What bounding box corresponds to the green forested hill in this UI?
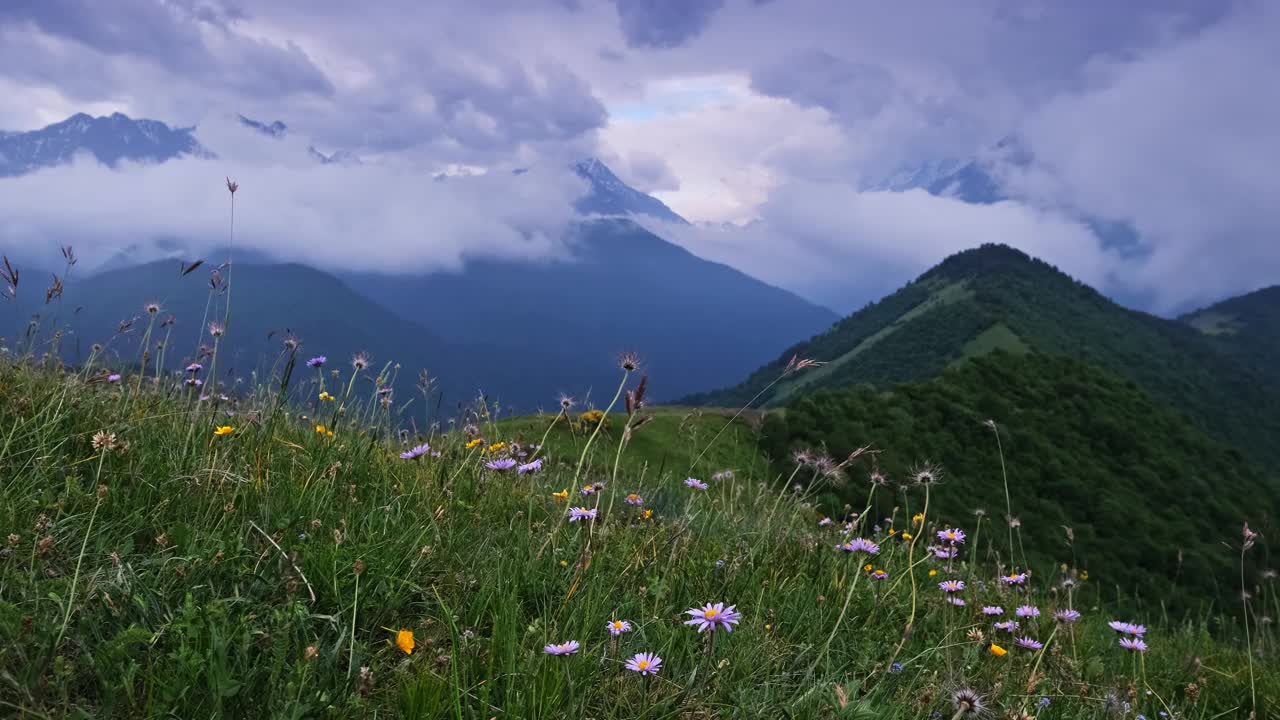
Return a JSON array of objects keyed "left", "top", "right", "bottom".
[
  {"left": 1182, "top": 284, "right": 1280, "bottom": 386},
  {"left": 758, "top": 351, "right": 1277, "bottom": 608},
  {"left": 688, "top": 244, "right": 1280, "bottom": 465}
]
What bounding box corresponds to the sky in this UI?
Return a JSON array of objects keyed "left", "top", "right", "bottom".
[{"left": 0, "top": 0, "right": 1276, "bottom": 315}]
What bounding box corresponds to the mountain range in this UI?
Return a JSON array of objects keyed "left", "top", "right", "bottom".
[{"left": 0, "top": 112, "right": 837, "bottom": 409}]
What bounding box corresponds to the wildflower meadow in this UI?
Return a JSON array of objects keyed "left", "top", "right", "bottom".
[{"left": 0, "top": 240, "right": 1276, "bottom": 718}]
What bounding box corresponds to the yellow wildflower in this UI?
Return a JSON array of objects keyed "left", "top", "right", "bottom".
[
  {"left": 396, "top": 629, "right": 415, "bottom": 655},
  {"left": 928, "top": 569, "right": 937, "bottom": 577},
  {"left": 642, "top": 509, "right": 653, "bottom": 520},
  {"left": 315, "top": 424, "right": 327, "bottom": 434},
  {"left": 912, "top": 513, "right": 924, "bottom": 525},
  {"left": 1080, "top": 570, "right": 1089, "bottom": 580},
  {"left": 465, "top": 438, "right": 482, "bottom": 450},
  {"left": 319, "top": 391, "right": 334, "bottom": 402},
  {"left": 213, "top": 425, "right": 234, "bottom": 437},
  {"left": 989, "top": 643, "right": 1007, "bottom": 657},
  {"left": 901, "top": 532, "right": 913, "bottom": 541},
  {"left": 487, "top": 442, "right": 506, "bottom": 453},
  {"left": 559, "top": 560, "right": 568, "bottom": 567},
  {"left": 863, "top": 563, "right": 872, "bottom": 572},
  {"left": 552, "top": 489, "right": 569, "bottom": 501}
]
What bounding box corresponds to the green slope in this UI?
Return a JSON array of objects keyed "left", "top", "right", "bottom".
[
  {"left": 759, "top": 351, "right": 1278, "bottom": 609},
  {"left": 689, "top": 244, "right": 1280, "bottom": 466},
  {"left": 495, "top": 405, "right": 770, "bottom": 483},
  {"left": 1181, "top": 284, "right": 1280, "bottom": 386}
]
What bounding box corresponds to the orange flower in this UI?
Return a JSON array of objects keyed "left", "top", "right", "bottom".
[
  {"left": 989, "top": 643, "right": 1007, "bottom": 657},
  {"left": 396, "top": 629, "right": 415, "bottom": 655}
]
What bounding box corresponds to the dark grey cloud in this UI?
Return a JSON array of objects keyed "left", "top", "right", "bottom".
[
  {"left": 0, "top": 0, "right": 333, "bottom": 99},
  {"left": 751, "top": 51, "right": 894, "bottom": 120},
  {"left": 614, "top": 0, "right": 725, "bottom": 49}
]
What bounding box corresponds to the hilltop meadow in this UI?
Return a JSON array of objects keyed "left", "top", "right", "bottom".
[{"left": 0, "top": 341, "right": 1275, "bottom": 718}]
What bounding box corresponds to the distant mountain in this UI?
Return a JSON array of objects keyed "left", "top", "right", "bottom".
[
  {"left": 349, "top": 218, "right": 838, "bottom": 405},
  {"left": 1, "top": 113, "right": 835, "bottom": 407},
  {"left": 688, "top": 243, "right": 1280, "bottom": 466},
  {"left": 0, "top": 112, "right": 207, "bottom": 176},
  {"left": 2, "top": 258, "right": 588, "bottom": 414},
  {"left": 238, "top": 114, "right": 288, "bottom": 138},
  {"left": 573, "top": 158, "right": 687, "bottom": 224},
  {"left": 1182, "top": 285, "right": 1280, "bottom": 386}
]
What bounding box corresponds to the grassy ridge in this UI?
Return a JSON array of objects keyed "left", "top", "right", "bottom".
[
  {"left": 688, "top": 244, "right": 1280, "bottom": 468},
  {"left": 0, "top": 357, "right": 1274, "bottom": 718}
]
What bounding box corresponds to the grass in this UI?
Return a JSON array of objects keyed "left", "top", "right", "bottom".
[{"left": 0, "top": 353, "right": 1275, "bottom": 719}]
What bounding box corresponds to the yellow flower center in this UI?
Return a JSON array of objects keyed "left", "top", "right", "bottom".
[
  {"left": 705, "top": 608, "right": 719, "bottom": 618},
  {"left": 637, "top": 660, "right": 649, "bottom": 670},
  {"left": 612, "top": 621, "right": 623, "bottom": 629}
]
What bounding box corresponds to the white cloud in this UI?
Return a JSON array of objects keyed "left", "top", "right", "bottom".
[
  {"left": 0, "top": 116, "right": 585, "bottom": 274},
  {"left": 639, "top": 184, "right": 1114, "bottom": 311}
]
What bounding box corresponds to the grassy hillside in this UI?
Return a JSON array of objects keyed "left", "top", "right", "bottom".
[
  {"left": 0, "top": 355, "right": 1274, "bottom": 718},
  {"left": 494, "top": 405, "right": 770, "bottom": 483},
  {"left": 688, "top": 244, "right": 1280, "bottom": 466},
  {"left": 759, "top": 352, "right": 1279, "bottom": 609}
]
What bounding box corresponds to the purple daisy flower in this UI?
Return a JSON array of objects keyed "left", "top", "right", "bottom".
[
  {"left": 870, "top": 569, "right": 888, "bottom": 580},
  {"left": 685, "top": 477, "right": 709, "bottom": 491},
  {"left": 580, "top": 484, "right": 597, "bottom": 496},
  {"left": 1108, "top": 621, "right": 1147, "bottom": 636},
  {"left": 684, "top": 602, "right": 740, "bottom": 633},
  {"left": 1015, "top": 636, "right": 1044, "bottom": 650},
  {"left": 186, "top": 363, "right": 203, "bottom": 374},
  {"left": 517, "top": 458, "right": 544, "bottom": 474},
  {"left": 1055, "top": 609, "right": 1082, "bottom": 623},
  {"left": 624, "top": 493, "right": 644, "bottom": 506},
  {"left": 624, "top": 652, "right": 662, "bottom": 676},
  {"left": 107, "top": 373, "right": 122, "bottom": 383},
  {"left": 485, "top": 458, "right": 518, "bottom": 471},
  {"left": 400, "top": 443, "right": 430, "bottom": 460},
  {"left": 606, "top": 619, "right": 633, "bottom": 636},
  {"left": 982, "top": 606, "right": 1004, "bottom": 616},
  {"left": 939, "top": 580, "right": 965, "bottom": 593},
  {"left": 543, "top": 640, "right": 580, "bottom": 656},
  {"left": 947, "top": 597, "right": 966, "bottom": 606},
  {"left": 1119, "top": 637, "right": 1148, "bottom": 652},
  {"left": 185, "top": 378, "right": 203, "bottom": 387},
  {"left": 937, "top": 527, "right": 966, "bottom": 544},
  {"left": 1016, "top": 605, "right": 1041, "bottom": 618},
  {"left": 1001, "top": 572, "right": 1029, "bottom": 585},
  {"left": 933, "top": 546, "right": 959, "bottom": 560},
  {"left": 838, "top": 538, "right": 880, "bottom": 555},
  {"left": 306, "top": 356, "right": 326, "bottom": 368},
  {"left": 567, "top": 507, "right": 598, "bottom": 522},
  {"left": 994, "top": 621, "right": 1020, "bottom": 632},
  {"left": 819, "top": 517, "right": 832, "bottom": 526}
]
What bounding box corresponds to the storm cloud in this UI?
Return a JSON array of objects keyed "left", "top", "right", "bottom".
[{"left": 0, "top": 0, "right": 1275, "bottom": 315}]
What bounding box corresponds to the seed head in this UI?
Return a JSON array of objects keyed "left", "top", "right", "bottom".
[
  {"left": 618, "top": 352, "right": 641, "bottom": 372},
  {"left": 950, "top": 688, "right": 987, "bottom": 717}
]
